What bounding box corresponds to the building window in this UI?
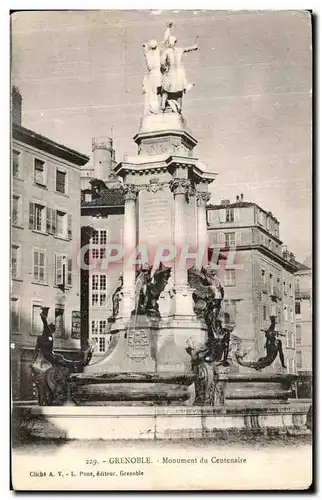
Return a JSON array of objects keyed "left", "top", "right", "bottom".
[
  {"left": 33, "top": 250, "right": 46, "bottom": 283},
  {"left": 277, "top": 308, "right": 281, "bottom": 325},
  {"left": 34, "top": 159, "right": 46, "bottom": 186},
  {"left": 13, "top": 150, "right": 20, "bottom": 177},
  {"left": 295, "top": 279, "right": 300, "bottom": 294},
  {"left": 224, "top": 269, "right": 236, "bottom": 286},
  {"left": 224, "top": 232, "right": 235, "bottom": 247},
  {"left": 11, "top": 297, "right": 20, "bottom": 333},
  {"left": 270, "top": 302, "right": 277, "bottom": 317},
  {"left": 289, "top": 307, "right": 294, "bottom": 323},
  {"left": 263, "top": 305, "right": 267, "bottom": 321},
  {"left": 92, "top": 293, "right": 99, "bottom": 306},
  {"left": 296, "top": 324, "right": 302, "bottom": 345},
  {"left": 283, "top": 280, "right": 287, "bottom": 296},
  {"left": 295, "top": 300, "right": 301, "bottom": 315},
  {"left": 91, "top": 320, "right": 108, "bottom": 353},
  {"left": 29, "top": 202, "right": 46, "bottom": 232},
  {"left": 92, "top": 231, "right": 99, "bottom": 245},
  {"left": 269, "top": 273, "right": 274, "bottom": 295},
  {"left": 11, "top": 245, "right": 20, "bottom": 278},
  {"left": 32, "top": 304, "right": 44, "bottom": 335},
  {"left": 56, "top": 169, "right": 66, "bottom": 194},
  {"left": 55, "top": 307, "right": 65, "bottom": 338},
  {"left": 100, "top": 231, "right": 107, "bottom": 245},
  {"left": 283, "top": 306, "right": 288, "bottom": 322},
  {"left": 92, "top": 248, "right": 99, "bottom": 259},
  {"left": 91, "top": 230, "right": 107, "bottom": 259},
  {"left": 91, "top": 230, "right": 107, "bottom": 245},
  {"left": 286, "top": 357, "right": 295, "bottom": 374},
  {"left": 55, "top": 255, "right": 72, "bottom": 287},
  {"left": 91, "top": 274, "right": 107, "bottom": 306},
  {"left": 56, "top": 210, "right": 67, "bottom": 238},
  {"left": 296, "top": 350, "right": 302, "bottom": 370},
  {"left": 226, "top": 208, "right": 234, "bottom": 222},
  {"left": 12, "top": 195, "right": 22, "bottom": 226},
  {"left": 289, "top": 281, "right": 293, "bottom": 297},
  {"left": 261, "top": 268, "right": 267, "bottom": 292},
  {"left": 258, "top": 210, "right": 264, "bottom": 226},
  {"left": 287, "top": 330, "right": 295, "bottom": 349}
]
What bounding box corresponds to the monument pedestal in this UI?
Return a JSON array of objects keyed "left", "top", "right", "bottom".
[
  {"left": 72, "top": 113, "right": 217, "bottom": 406},
  {"left": 13, "top": 400, "right": 311, "bottom": 441}
]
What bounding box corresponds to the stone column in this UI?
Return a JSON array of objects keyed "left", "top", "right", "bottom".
[
  {"left": 120, "top": 184, "right": 139, "bottom": 319},
  {"left": 196, "top": 191, "right": 211, "bottom": 267},
  {"left": 169, "top": 178, "right": 195, "bottom": 317}
]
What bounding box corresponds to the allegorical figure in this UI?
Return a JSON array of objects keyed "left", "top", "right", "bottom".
[
  {"left": 235, "top": 316, "right": 287, "bottom": 371},
  {"left": 160, "top": 24, "right": 198, "bottom": 113},
  {"left": 142, "top": 22, "right": 172, "bottom": 115},
  {"left": 31, "top": 308, "right": 93, "bottom": 405},
  {"left": 109, "top": 275, "right": 123, "bottom": 322},
  {"left": 133, "top": 263, "right": 153, "bottom": 316}
]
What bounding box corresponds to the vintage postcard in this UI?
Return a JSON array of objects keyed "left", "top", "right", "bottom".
[{"left": 11, "top": 9, "right": 312, "bottom": 491}]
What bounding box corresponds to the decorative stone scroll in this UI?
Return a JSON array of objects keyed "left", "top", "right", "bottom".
[
  {"left": 146, "top": 178, "right": 164, "bottom": 193},
  {"left": 127, "top": 329, "right": 150, "bottom": 362},
  {"left": 169, "top": 178, "right": 195, "bottom": 201},
  {"left": 196, "top": 191, "right": 211, "bottom": 207},
  {"left": 122, "top": 184, "right": 140, "bottom": 201}
]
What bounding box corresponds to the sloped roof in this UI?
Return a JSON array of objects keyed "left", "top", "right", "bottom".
[
  {"left": 12, "top": 123, "right": 89, "bottom": 166},
  {"left": 303, "top": 253, "right": 312, "bottom": 269},
  {"left": 81, "top": 187, "right": 125, "bottom": 207}
]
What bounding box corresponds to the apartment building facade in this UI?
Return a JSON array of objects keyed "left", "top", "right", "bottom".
[
  {"left": 295, "top": 255, "right": 312, "bottom": 374},
  {"left": 207, "top": 194, "right": 299, "bottom": 374},
  {"left": 80, "top": 137, "right": 124, "bottom": 358},
  {"left": 11, "top": 87, "right": 89, "bottom": 400}
]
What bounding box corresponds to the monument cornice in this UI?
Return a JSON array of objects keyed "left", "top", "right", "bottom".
[
  {"left": 133, "top": 128, "right": 198, "bottom": 149},
  {"left": 115, "top": 154, "right": 217, "bottom": 184}
]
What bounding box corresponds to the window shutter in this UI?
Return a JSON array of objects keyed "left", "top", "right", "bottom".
[
  {"left": 67, "top": 258, "right": 72, "bottom": 287},
  {"left": 29, "top": 202, "right": 35, "bottom": 229},
  {"left": 234, "top": 208, "right": 240, "bottom": 222},
  {"left": 55, "top": 255, "right": 64, "bottom": 285},
  {"left": 219, "top": 209, "right": 226, "bottom": 223},
  {"left": 33, "top": 250, "right": 38, "bottom": 280},
  {"left": 217, "top": 232, "right": 225, "bottom": 246},
  {"left": 52, "top": 209, "right": 57, "bottom": 235},
  {"left": 235, "top": 231, "right": 241, "bottom": 246},
  {"left": 68, "top": 214, "right": 72, "bottom": 239},
  {"left": 46, "top": 208, "right": 53, "bottom": 234}
]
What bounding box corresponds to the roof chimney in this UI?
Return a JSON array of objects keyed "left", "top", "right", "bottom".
[
  {"left": 236, "top": 195, "right": 239, "bottom": 202},
  {"left": 12, "top": 86, "right": 22, "bottom": 125},
  {"left": 240, "top": 193, "right": 244, "bottom": 201},
  {"left": 92, "top": 136, "right": 118, "bottom": 184}
]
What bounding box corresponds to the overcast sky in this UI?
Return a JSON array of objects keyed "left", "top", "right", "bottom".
[{"left": 11, "top": 10, "right": 312, "bottom": 262}]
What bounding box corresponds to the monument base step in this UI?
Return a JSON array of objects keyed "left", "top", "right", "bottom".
[{"left": 13, "top": 402, "right": 311, "bottom": 441}]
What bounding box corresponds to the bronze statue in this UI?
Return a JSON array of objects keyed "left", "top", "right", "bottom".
[
  {"left": 133, "top": 263, "right": 153, "bottom": 316},
  {"left": 188, "top": 265, "right": 225, "bottom": 336},
  {"left": 132, "top": 263, "right": 172, "bottom": 318},
  {"left": 109, "top": 275, "right": 123, "bottom": 322},
  {"left": 235, "top": 316, "right": 287, "bottom": 371},
  {"left": 31, "top": 308, "right": 93, "bottom": 405}
]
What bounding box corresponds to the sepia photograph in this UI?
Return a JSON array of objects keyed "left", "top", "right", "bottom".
[{"left": 10, "top": 8, "right": 312, "bottom": 491}]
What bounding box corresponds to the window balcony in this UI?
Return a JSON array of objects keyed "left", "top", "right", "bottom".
[
  {"left": 295, "top": 288, "right": 311, "bottom": 300},
  {"left": 270, "top": 286, "right": 282, "bottom": 301}
]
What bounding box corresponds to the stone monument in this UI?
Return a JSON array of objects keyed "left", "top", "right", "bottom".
[
  {"left": 14, "top": 22, "right": 310, "bottom": 440},
  {"left": 71, "top": 21, "right": 218, "bottom": 405}
]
